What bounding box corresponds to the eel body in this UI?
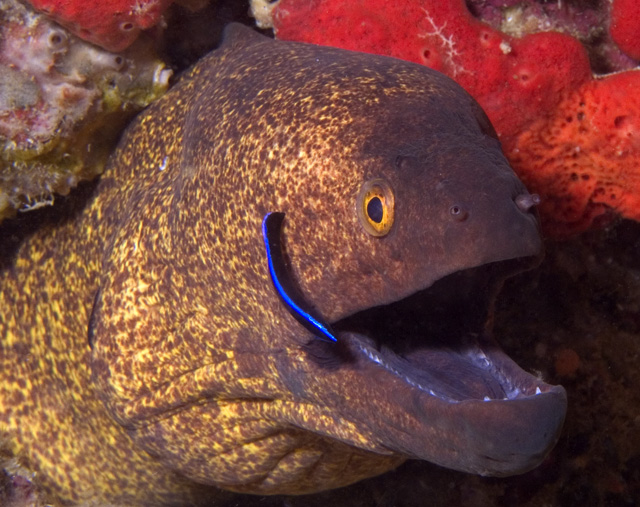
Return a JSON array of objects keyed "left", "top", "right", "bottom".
[{"left": 0, "top": 24, "right": 566, "bottom": 505}]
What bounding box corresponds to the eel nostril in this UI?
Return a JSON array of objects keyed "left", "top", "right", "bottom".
[{"left": 515, "top": 193, "right": 540, "bottom": 213}]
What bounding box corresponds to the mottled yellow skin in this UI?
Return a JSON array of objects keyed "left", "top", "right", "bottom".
[
  {"left": 0, "top": 24, "right": 563, "bottom": 506},
  {"left": 0, "top": 186, "right": 215, "bottom": 504},
  {"left": 0, "top": 26, "right": 409, "bottom": 505}
]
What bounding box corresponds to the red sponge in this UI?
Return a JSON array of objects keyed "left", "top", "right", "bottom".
[
  {"left": 273, "top": 0, "right": 640, "bottom": 236},
  {"left": 26, "top": 0, "right": 172, "bottom": 51},
  {"left": 611, "top": 0, "right": 640, "bottom": 60}
]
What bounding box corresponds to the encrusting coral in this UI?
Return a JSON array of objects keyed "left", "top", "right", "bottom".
[
  {"left": 0, "top": 0, "right": 171, "bottom": 223},
  {"left": 268, "top": 0, "right": 640, "bottom": 236}
]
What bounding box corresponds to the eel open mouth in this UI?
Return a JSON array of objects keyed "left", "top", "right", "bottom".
[
  {"left": 263, "top": 212, "right": 566, "bottom": 476},
  {"left": 333, "top": 258, "right": 547, "bottom": 404},
  {"left": 307, "top": 257, "right": 567, "bottom": 477}
]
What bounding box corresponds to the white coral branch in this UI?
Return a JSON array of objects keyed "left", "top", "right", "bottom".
[{"left": 418, "top": 10, "right": 469, "bottom": 76}]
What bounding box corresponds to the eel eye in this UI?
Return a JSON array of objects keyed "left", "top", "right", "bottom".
[{"left": 357, "top": 179, "right": 395, "bottom": 236}]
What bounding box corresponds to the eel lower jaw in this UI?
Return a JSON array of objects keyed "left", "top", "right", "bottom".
[
  {"left": 316, "top": 259, "right": 567, "bottom": 476},
  {"left": 325, "top": 330, "right": 567, "bottom": 477}
]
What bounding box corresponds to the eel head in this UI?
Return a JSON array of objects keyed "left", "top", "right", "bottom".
[{"left": 89, "top": 29, "right": 566, "bottom": 497}]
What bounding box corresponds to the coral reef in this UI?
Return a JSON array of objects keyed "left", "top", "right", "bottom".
[
  {"left": 0, "top": 0, "right": 171, "bottom": 223},
  {"left": 251, "top": 0, "right": 280, "bottom": 29},
  {"left": 269, "top": 0, "right": 640, "bottom": 236},
  {"left": 610, "top": 0, "right": 640, "bottom": 61},
  {"left": 467, "top": 0, "right": 638, "bottom": 73},
  {"left": 25, "top": 0, "right": 172, "bottom": 52},
  {"left": 24, "top": 0, "right": 213, "bottom": 52},
  {"left": 0, "top": 448, "right": 40, "bottom": 507},
  {"left": 510, "top": 70, "right": 640, "bottom": 238}
]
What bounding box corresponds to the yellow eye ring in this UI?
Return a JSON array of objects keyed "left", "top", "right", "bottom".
[{"left": 357, "top": 179, "right": 395, "bottom": 236}]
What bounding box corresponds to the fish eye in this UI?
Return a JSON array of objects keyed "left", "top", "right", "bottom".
[{"left": 357, "top": 178, "right": 395, "bottom": 236}]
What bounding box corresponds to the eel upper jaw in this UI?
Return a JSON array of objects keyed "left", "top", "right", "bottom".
[{"left": 311, "top": 257, "right": 567, "bottom": 477}]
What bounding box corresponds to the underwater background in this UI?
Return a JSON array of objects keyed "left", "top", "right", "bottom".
[{"left": 1, "top": 0, "right": 639, "bottom": 505}]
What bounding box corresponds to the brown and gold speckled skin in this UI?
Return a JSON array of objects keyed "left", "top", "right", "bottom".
[{"left": 0, "top": 24, "right": 564, "bottom": 505}]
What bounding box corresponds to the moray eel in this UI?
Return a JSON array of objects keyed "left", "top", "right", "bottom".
[{"left": 0, "top": 24, "right": 567, "bottom": 505}]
